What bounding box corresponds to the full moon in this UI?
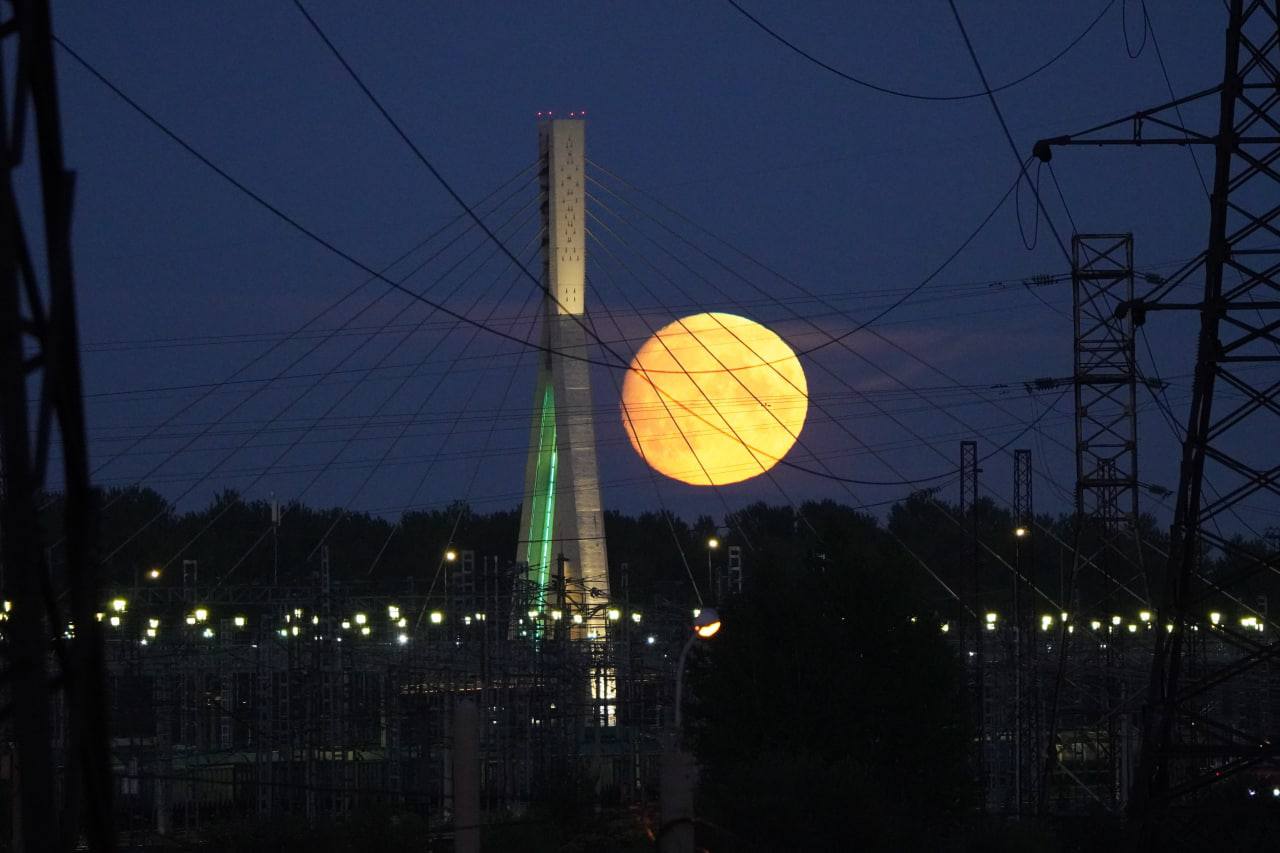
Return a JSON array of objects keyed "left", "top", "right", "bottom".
[{"left": 620, "top": 312, "right": 808, "bottom": 486}]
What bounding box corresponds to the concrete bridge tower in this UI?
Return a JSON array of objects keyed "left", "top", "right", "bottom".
[{"left": 516, "top": 118, "right": 610, "bottom": 636}]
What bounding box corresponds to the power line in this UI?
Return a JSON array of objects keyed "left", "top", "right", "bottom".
[
  {"left": 287, "top": 0, "right": 634, "bottom": 371},
  {"left": 723, "top": 0, "right": 1117, "bottom": 102},
  {"left": 947, "top": 1, "right": 1073, "bottom": 266}
]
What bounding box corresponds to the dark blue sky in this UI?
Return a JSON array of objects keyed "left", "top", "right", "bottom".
[{"left": 48, "top": 2, "right": 1242, "bottom": 534}]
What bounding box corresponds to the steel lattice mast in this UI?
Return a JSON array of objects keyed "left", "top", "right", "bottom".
[
  {"left": 0, "top": 1, "right": 113, "bottom": 848},
  {"left": 1035, "top": 0, "right": 1280, "bottom": 831}
]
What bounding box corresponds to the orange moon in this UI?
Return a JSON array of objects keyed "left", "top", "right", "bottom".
[{"left": 619, "top": 312, "right": 808, "bottom": 486}]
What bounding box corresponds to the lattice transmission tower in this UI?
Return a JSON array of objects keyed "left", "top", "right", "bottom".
[
  {"left": 0, "top": 1, "right": 113, "bottom": 849},
  {"left": 1036, "top": 0, "right": 1280, "bottom": 836}
]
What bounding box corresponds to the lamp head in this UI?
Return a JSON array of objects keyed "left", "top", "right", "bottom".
[{"left": 693, "top": 607, "right": 722, "bottom": 639}]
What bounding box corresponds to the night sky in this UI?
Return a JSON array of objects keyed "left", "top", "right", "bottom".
[{"left": 46, "top": 2, "right": 1241, "bottom": 533}]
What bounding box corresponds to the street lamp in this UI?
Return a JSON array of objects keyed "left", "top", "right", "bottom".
[
  {"left": 662, "top": 607, "right": 722, "bottom": 853},
  {"left": 705, "top": 537, "right": 720, "bottom": 603},
  {"left": 675, "top": 607, "right": 721, "bottom": 730},
  {"left": 444, "top": 548, "right": 458, "bottom": 563}
]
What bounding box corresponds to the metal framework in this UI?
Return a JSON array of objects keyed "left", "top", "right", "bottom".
[
  {"left": 1036, "top": 0, "right": 1280, "bottom": 835},
  {"left": 0, "top": 2, "right": 112, "bottom": 849},
  {"left": 85, "top": 564, "right": 676, "bottom": 844},
  {"left": 1072, "top": 234, "right": 1146, "bottom": 606},
  {"left": 1008, "top": 449, "right": 1036, "bottom": 813},
  {"left": 959, "top": 441, "right": 985, "bottom": 797}
]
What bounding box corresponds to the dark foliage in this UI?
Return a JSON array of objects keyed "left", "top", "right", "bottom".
[{"left": 686, "top": 500, "right": 974, "bottom": 851}]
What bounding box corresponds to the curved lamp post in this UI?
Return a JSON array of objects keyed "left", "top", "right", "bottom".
[
  {"left": 661, "top": 607, "right": 722, "bottom": 853},
  {"left": 674, "top": 607, "right": 721, "bottom": 731}
]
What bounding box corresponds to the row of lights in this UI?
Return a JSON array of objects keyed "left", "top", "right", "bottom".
[
  {"left": 98, "top": 597, "right": 652, "bottom": 638},
  {"left": 962, "top": 609, "right": 1268, "bottom": 635}
]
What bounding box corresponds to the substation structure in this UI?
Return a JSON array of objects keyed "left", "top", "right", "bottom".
[
  {"left": 952, "top": 229, "right": 1280, "bottom": 821},
  {"left": 51, "top": 556, "right": 687, "bottom": 844},
  {"left": 957, "top": 605, "right": 1278, "bottom": 815}
]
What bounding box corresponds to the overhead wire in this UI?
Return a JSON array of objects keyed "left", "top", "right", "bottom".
[
  {"left": 586, "top": 180, "right": 1075, "bottom": 611},
  {"left": 57, "top": 35, "right": 1093, "bottom": 384},
  {"left": 101, "top": 189, "right": 541, "bottom": 568},
  {"left": 211, "top": 227, "right": 545, "bottom": 600},
  {"left": 287, "top": 0, "right": 634, "bottom": 371},
  {"left": 722, "top": 0, "right": 1118, "bottom": 102}
]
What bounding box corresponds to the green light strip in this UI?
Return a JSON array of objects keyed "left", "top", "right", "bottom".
[{"left": 526, "top": 382, "right": 557, "bottom": 636}]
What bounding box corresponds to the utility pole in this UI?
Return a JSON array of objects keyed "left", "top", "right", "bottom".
[
  {"left": 1012, "top": 448, "right": 1033, "bottom": 814},
  {"left": 959, "top": 440, "right": 984, "bottom": 806},
  {"left": 0, "top": 2, "right": 113, "bottom": 849}
]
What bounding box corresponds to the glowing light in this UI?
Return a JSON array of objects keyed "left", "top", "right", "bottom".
[
  {"left": 1040, "top": 615, "right": 1053, "bottom": 631},
  {"left": 1014, "top": 526, "right": 1028, "bottom": 538},
  {"left": 631, "top": 612, "right": 642, "bottom": 624},
  {"left": 194, "top": 608, "right": 208, "bottom": 623},
  {"left": 1210, "top": 611, "right": 1222, "bottom": 626},
  {"left": 111, "top": 598, "right": 127, "bottom": 613},
  {"left": 148, "top": 568, "right": 161, "bottom": 580},
  {"left": 607, "top": 608, "right": 621, "bottom": 622},
  {"left": 1111, "top": 615, "right": 1122, "bottom": 626},
  {"left": 707, "top": 537, "right": 720, "bottom": 549},
  {"left": 694, "top": 607, "right": 722, "bottom": 639},
  {"left": 1139, "top": 610, "right": 1152, "bottom": 622},
  {"left": 146, "top": 628, "right": 156, "bottom": 638},
  {"left": 940, "top": 622, "right": 950, "bottom": 633},
  {"left": 397, "top": 633, "right": 408, "bottom": 645},
  {"left": 1090, "top": 620, "right": 1102, "bottom": 631},
  {"left": 291, "top": 625, "right": 300, "bottom": 637},
  {"left": 388, "top": 605, "right": 400, "bottom": 621},
  {"left": 985, "top": 612, "right": 998, "bottom": 624},
  {"left": 311, "top": 615, "right": 319, "bottom": 625},
  {"left": 341, "top": 620, "right": 351, "bottom": 630},
  {"left": 445, "top": 549, "right": 458, "bottom": 562},
  {"left": 185, "top": 616, "right": 196, "bottom": 626},
  {"left": 397, "top": 617, "right": 407, "bottom": 628},
  {"left": 647, "top": 635, "right": 656, "bottom": 645},
  {"left": 551, "top": 610, "right": 563, "bottom": 621},
  {"left": 234, "top": 616, "right": 246, "bottom": 628},
  {"left": 202, "top": 628, "right": 214, "bottom": 639},
  {"left": 149, "top": 618, "right": 160, "bottom": 629},
  {"left": 620, "top": 312, "right": 808, "bottom": 486},
  {"left": 528, "top": 610, "right": 539, "bottom": 621},
  {"left": 430, "top": 611, "right": 443, "bottom": 625},
  {"left": 354, "top": 613, "right": 367, "bottom": 625},
  {"left": 109, "top": 615, "right": 121, "bottom": 627},
  {"left": 1128, "top": 624, "right": 1138, "bottom": 633},
  {"left": 360, "top": 626, "right": 370, "bottom": 636},
  {"left": 572, "top": 613, "right": 584, "bottom": 625}
]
